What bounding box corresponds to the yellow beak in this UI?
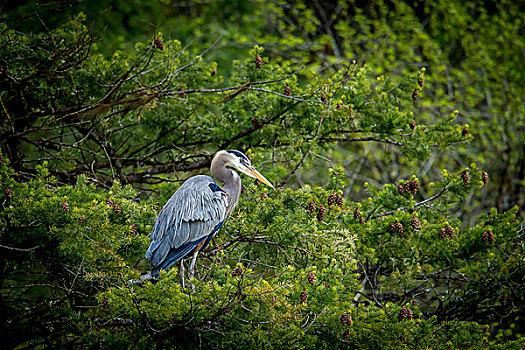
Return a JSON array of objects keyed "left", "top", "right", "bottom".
[{"left": 245, "top": 166, "right": 275, "bottom": 189}]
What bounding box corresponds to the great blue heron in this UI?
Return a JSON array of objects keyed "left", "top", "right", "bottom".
[{"left": 145, "top": 150, "right": 274, "bottom": 281}]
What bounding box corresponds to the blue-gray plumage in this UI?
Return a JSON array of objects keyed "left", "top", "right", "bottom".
[{"left": 145, "top": 150, "right": 274, "bottom": 278}]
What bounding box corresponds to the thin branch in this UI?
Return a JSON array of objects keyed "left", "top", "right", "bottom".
[{"left": 0, "top": 244, "right": 40, "bottom": 252}]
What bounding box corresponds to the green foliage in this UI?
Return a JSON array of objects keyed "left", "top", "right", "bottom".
[{"left": 1, "top": 1, "right": 524, "bottom": 348}]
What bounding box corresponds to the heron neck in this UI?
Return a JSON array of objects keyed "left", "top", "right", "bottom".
[{"left": 210, "top": 156, "right": 241, "bottom": 215}]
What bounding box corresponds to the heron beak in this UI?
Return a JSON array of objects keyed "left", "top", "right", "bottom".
[{"left": 245, "top": 166, "right": 275, "bottom": 189}]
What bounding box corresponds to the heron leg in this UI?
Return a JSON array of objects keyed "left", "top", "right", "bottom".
[
  {"left": 180, "top": 259, "right": 186, "bottom": 289},
  {"left": 188, "top": 250, "right": 199, "bottom": 280}
]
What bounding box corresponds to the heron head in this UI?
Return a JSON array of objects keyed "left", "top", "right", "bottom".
[{"left": 224, "top": 150, "right": 274, "bottom": 189}]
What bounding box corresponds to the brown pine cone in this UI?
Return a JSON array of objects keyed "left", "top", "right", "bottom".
[
  {"left": 390, "top": 221, "right": 404, "bottom": 235},
  {"left": 411, "top": 216, "right": 421, "bottom": 230},
  {"left": 439, "top": 228, "right": 447, "bottom": 240},
  {"left": 397, "top": 184, "right": 405, "bottom": 195},
  {"left": 445, "top": 225, "right": 454, "bottom": 238},
  {"left": 321, "top": 93, "right": 328, "bottom": 104},
  {"left": 418, "top": 72, "right": 424, "bottom": 88},
  {"left": 308, "top": 200, "right": 316, "bottom": 214},
  {"left": 0, "top": 153, "right": 3, "bottom": 166},
  {"left": 335, "top": 194, "right": 343, "bottom": 207},
  {"left": 482, "top": 231, "right": 495, "bottom": 245},
  {"left": 360, "top": 217, "right": 365, "bottom": 224},
  {"left": 78, "top": 215, "right": 85, "bottom": 223},
  {"left": 343, "top": 329, "right": 350, "bottom": 340},
  {"left": 5, "top": 187, "right": 12, "bottom": 199},
  {"left": 102, "top": 295, "right": 109, "bottom": 308},
  {"left": 410, "top": 119, "right": 416, "bottom": 130},
  {"left": 398, "top": 306, "right": 413, "bottom": 321},
  {"left": 340, "top": 312, "right": 352, "bottom": 326},
  {"left": 106, "top": 198, "right": 113, "bottom": 206},
  {"left": 232, "top": 266, "right": 243, "bottom": 277},
  {"left": 412, "top": 89, "right": 419, "bottom": 101},
  {"left": 354, "top": 207, "right": 361, "bottom": 220},
  {"left": 462, "top": 127, "right": 469, "bottom": 137},
  {"left": 154, "top": 37, "right": 164, "bottom": 50},
  {"left": 317, "top": 205, "right": 326, "bottom": 222},
  {"left": 112, "top": 202, "right": 122, "bottom": 215},
  {"left": 62, "top": 201, "right": 70, "bottom": 214},
  {"left": 403, "top": 180, "right": 419, "bottom": 195},
  {"left": 328, "top": 193, "right": 337, "bottom": 206},
  {"left": 284, "top": 84, "right": 292, "bottom": 97},
  {"left": 300, "top": 290, "right": 308, "bottom": 304},
  {"left": 307, "top": 271, "right": 316, "bottom": 286},
  {"left": 460, "top": 170, "right": 470, "bottom": 185},
  {"left": 254, "top": 55, "right": 262, "bottom": 69},
  {"left": 482, "top": 171, "right": 488, "bottom": 185},
  {"left": 130, "top": 223, "right": 138, "bottom": 236}
]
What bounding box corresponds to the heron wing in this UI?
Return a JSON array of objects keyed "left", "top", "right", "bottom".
[{"left": 145, "top": 175, "right": 228, "bottom": 273}]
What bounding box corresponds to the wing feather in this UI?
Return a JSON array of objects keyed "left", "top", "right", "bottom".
[{"left": 145, "top": 175, "right": 228, "bottom": 273}]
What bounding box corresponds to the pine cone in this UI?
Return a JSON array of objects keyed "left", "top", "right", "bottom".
[
  {"left": 439, "top": 228, "right": 447, "bottom": 240},
  {"left": 335, "top": 194, "right": 343, "bottom": 207},
  {"left": 445, "top": 225, "right": 454, "bottom": 238},
  {"left": 254, "top": 55, "right": 262, "bottom": 69},
  {"left": 130, "top": 223, "right": 138, "bottom": 236},
  {"left": 403, "top": 180, "right": 419, "bottom": 195},
  {"left": 62, "top": 201, "right": 70, "bottom": 214},
  {"left": 112, "top": 202, "right": 121, "bottom": 215},
  {"left": 482, "top": 231, "right": 495, "bottom": 245},
  {"left": 482, "top": 171, "right": 488, "bottom": 185},
  {"left": 397, "top": 184, "right": 405, "bottom": 195},
  {"left": 398, "top": 306, "right": 413, "bottom": 321},
  {"left": 343, "top": 329, "right": 350, "bottom": 340},
  {"left": 5, "top": 187, "right": 12, "bottom": 199},
  {"left": 154, "top": 37, "right": 164, "bottom": 50},
  {"left": 78, "top": 215, "right": 85, "bottom": 223},
  {"left": 412, "top": 89, "right": 419, "bottom": 101},
  {"left": 360, "top": 217, "right": 365, "bottom": 224},
  {"left": 102, "top": 296, "right": 108, "bottom": 308},
  {"left": 284, "top": 84, "right": 292, "bottom": 97},
  {"left": 308, "top": 200, "right": 316, "bottom": 214},
  {"left": 300, "top": 290, "right": 308, "bottom": 304},
  {"left": 0, "top": 153, "right": 3, "bottom": 166},
  {"left": 418, "top": 72, "right": 424, "bottom": 88},
  {"left": 411, "top": 216, "right": 421, "bottom": 230},
  {"left": 328, "top": 193, "right": 337, "bottom": 206},
  {"left": 211, "top": 66, "right": 217, "bottom": 77},
  {"left": 106, "top": 198, "right": 113, "bottom": 206},
  {"left": 461, "top": 170, "right": 470, "bottom": 185},
  {"left": 390, "top": 221, "right": 404, "bottom": 235},
  {"left": 354, "top": 207, "right": 361, "bottom": 220},
  {"left": 462, "top": 127, "right": 469, "bottom": 137},
  {"left": 410, "top": 119, "right": 416, "bottom": 130},
  {"left": 411, "top": 181, "right": 420, "bottom": 194},
  {"left": 307, "top": 271, "right": 316, "bottom": 286},
  {"left": 317, "top": 205, "right": 326, "bottom": 222},
  {"left": 232, "top": 266, "right": 243, "bottom": 277},
  {"left": 340, "top": 312, "right": 352, "bottom": 326},
  {"left": 321, "top": 93, "right": 328, "bottom": 104}
]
